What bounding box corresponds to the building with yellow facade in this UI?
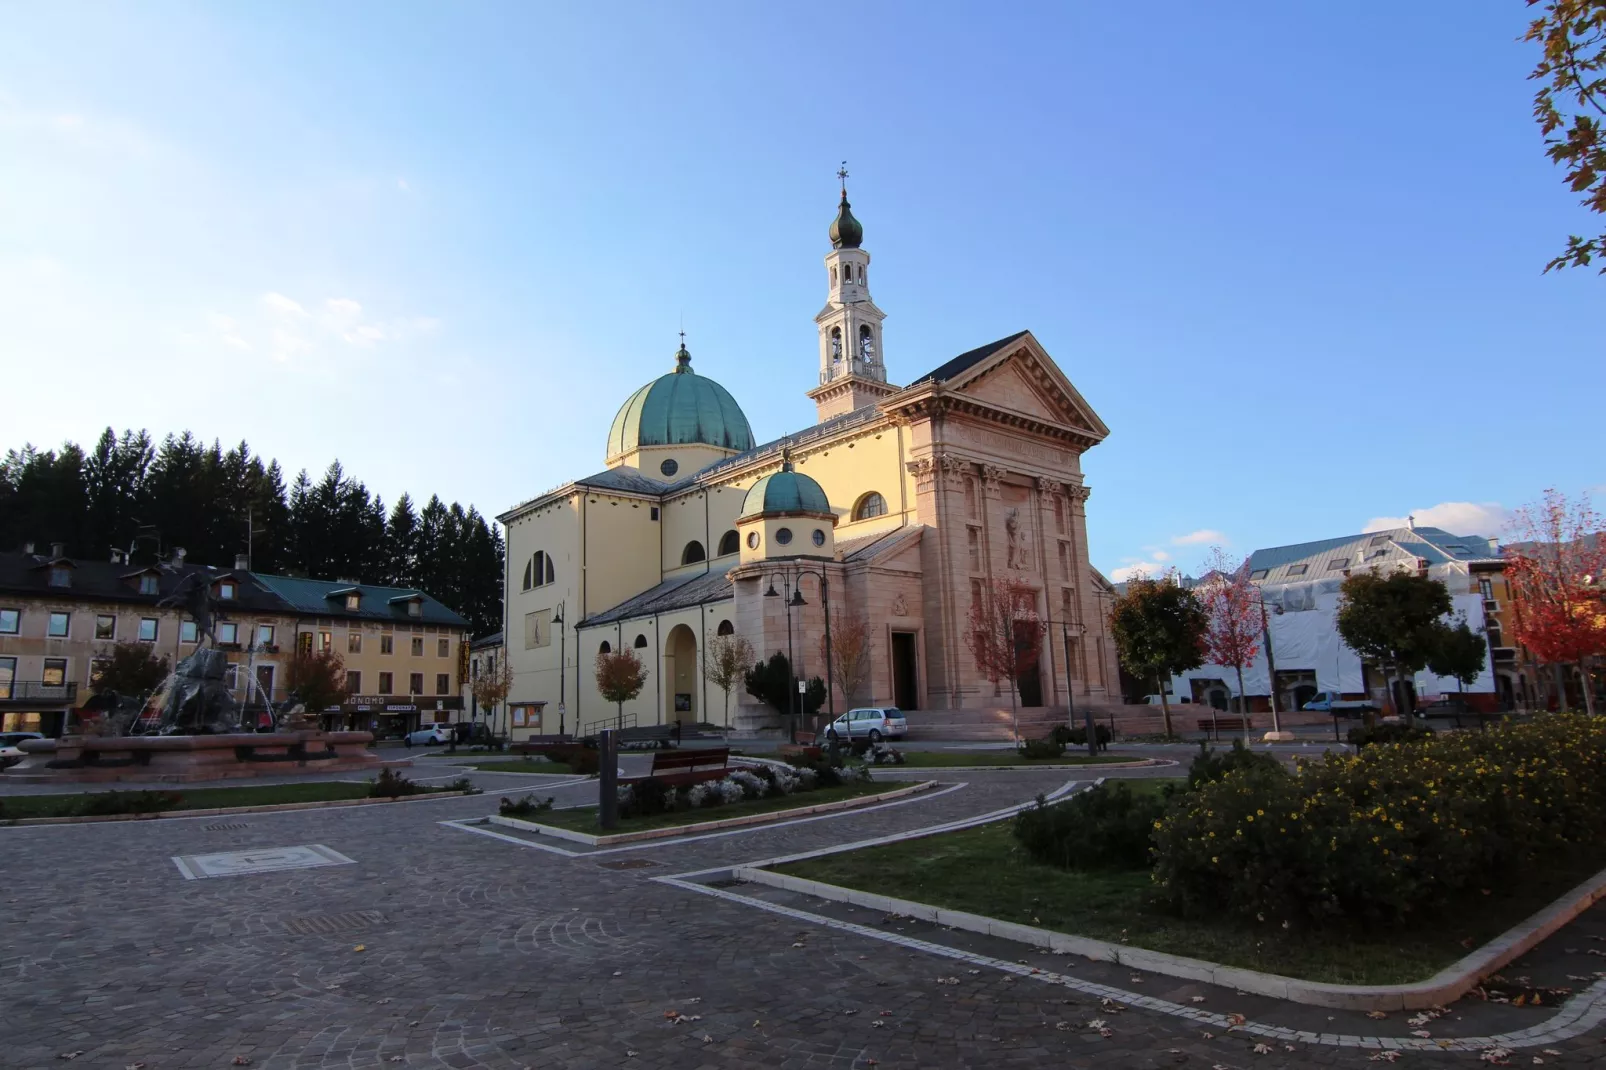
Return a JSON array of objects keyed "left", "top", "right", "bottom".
[{"left": 497, "top": 184, "right": 1122, "bottom": 736}]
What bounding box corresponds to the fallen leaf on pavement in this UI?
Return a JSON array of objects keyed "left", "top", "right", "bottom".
[
  {"left": 1226, "top": 1013, "right": 1246, "bottom": 1027},
  {"left": 1368, "top": 1053, "right": 1401, "bottom": 1063},
  {"left": 353, "top": 944, "right": 366, "bottom": 952},
  {"left": 1253, "top": 1042, "right": 1273, "bottom": 1054},
  {"left": 1411, "top": 1030, "right": 1432, "bottom": 1038},
  {"left": 1190, "top": 995, "right": 1206, "bottom": 1003}
]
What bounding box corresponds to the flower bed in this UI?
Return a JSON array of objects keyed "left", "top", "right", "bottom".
[{"left": 615, "top": 758, "right": 867, "bottom": 820}]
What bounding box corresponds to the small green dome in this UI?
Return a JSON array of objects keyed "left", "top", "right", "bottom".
[
  {"left": 829, "top": 193, "right": 863, "bottom": 249},
  {"left": 740, "top": 461, "right": 833, "bottom": 519},
  {"left": 607, "top": 344, "right": 755, "bottom": 459}
]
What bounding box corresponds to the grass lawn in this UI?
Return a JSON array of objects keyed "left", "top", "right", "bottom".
[
  {"left": 893, "top": 751, "right": 1133, "bottom": 769},
  {"left": 466, "top": 759, "right": 573, "bottom": 775},
  {"left": 530, "top": 779, "right": 910, "bottom": 834},
  {"left": 773, "top": 778, "right": 1599, "bottom": 986},
  {"left": 0, "top": 780, "right": 378, "bottom": 819}
]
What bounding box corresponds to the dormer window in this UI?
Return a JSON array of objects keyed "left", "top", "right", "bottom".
[
  {"left": 139, "top": 574, "right": 158, "bottom": 595},
  {"left": 49, "top": 566, "right": 71, "bottom": 588},
  {"left": 218, "top": 582, "right": 236, "bottom": 601},
  {"left": 346, "top": 594, "right": 360, "bottom": 611},
  {"left": 407, "top": 601, "right": 421, "bottom": 618}
]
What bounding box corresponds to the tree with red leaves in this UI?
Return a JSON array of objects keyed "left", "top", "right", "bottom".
[
  {"left": 1196, "top": 548, "right": 1262, "bottom": 735},
  {"left": 965, "top": 577, "right": 1044, "bottom": 739},
  {"left": 595, "top": 647, "right": 649, "bottom": 729},
  {"left": 1505, "top": 488, "right": 1606, "bottom": 714}
]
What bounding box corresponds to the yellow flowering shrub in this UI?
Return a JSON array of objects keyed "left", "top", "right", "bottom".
[{"left": 1150, "top": 715, "right": 1606, "bottom": 927}]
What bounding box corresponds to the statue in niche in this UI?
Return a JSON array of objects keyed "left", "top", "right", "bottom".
[{"left": 1004, "top": 507, "right": 1030, "bottom": 570}]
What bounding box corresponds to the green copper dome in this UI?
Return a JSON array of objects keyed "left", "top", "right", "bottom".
[
  {"left": 829, "top": 192, "right": 863, "bottom": 249},
  {"left": 607, "top": 344, "right": 755, "bottom": 460},
  {"left": 739, "top": 461, "right": 833, "bottom": 519}
]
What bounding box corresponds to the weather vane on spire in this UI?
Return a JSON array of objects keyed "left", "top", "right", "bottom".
[{"left": 837, "top": 160, "right": 849, "bottom": 196}]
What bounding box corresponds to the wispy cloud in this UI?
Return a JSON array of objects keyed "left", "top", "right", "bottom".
[
  {"left": 207, "top": 290, "right": 439, "bottom": 363},
  {"left": 1363, "top": 502, "right": 1512, "bottom": 538},
  {"left": 262, "top": 292, "right": 307, "bottom": 316},
  {"left": 1172, "top": 529, "right": 1227, "bottom": 546}
]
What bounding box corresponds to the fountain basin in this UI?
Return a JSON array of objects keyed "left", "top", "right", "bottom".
[{"left": 2, "top": 731, "right": 408, "bottom": 783}]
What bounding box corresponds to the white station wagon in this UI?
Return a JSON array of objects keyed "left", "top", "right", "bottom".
[{"left": 824, "top": 707, "right": 908, "bottom": 743}]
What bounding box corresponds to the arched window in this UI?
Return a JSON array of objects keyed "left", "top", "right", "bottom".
[
  {"left": 522, "top": 559, "right": 532, "bottom": 591},
  {"left": 829, "top": 326, "right": 842, "bottom": 360},
  {"left": 634, "top": 634, "right": 648, "bottom": 649},
  {"left": 858, "top": 324, "right": 874, "bottom": 361},
  {"left": 852, "top": 491, "right": 888, "bottom": 521},
  {"left": 717, "top": 619, "right": 734, "bottom": 636},
  {"left": 830, "top": 266, "right": 837, "bottom": 287},
  {"left": 681, "top": 540, "right": 706, "bottom": 565},
  {"left": 599, "top": 640, "right": 612, "bottom": 655},
  {"left": 718, "top": 529, "right": 739, "bottom": 556},
  {"left": 528, "top": 551, "right": 555, "bottom": 588}
]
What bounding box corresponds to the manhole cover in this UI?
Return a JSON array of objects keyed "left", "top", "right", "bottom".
[
  {"left": 596, "top": 858, "right": 662, "bottom": 870},
  {"left": 204, "top": 822, "right": 250, "bottom": 831},
  {"left": 283, "top": 910, "right": 388, "bottom": 935}
]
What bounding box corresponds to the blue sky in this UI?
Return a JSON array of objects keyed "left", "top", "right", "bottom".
[{"left": 2, "top": 2, "right": 1599, "bottom": 580}]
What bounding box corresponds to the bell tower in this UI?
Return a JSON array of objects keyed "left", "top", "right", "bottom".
[{"left": 807, "top": 164, "right": 898, "bottom": 422}]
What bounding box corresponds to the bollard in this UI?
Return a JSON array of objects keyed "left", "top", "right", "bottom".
[{"left": 598, "top": 728, "right": 619, "bottom": 830}]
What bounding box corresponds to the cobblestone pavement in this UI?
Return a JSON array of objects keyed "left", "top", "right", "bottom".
[{"left": 3, "top": 768, "right": 1604, "bottom": 1069}]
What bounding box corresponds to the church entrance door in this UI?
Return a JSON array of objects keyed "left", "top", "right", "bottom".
[
  {"left": 1013, "top": 621, "right": 1043, "bottom": 707},
  {"left": 665, "top": 624, "right": 698, "bottom": 725},
  {"left": 891, "top": 631, "right": 919, "bottom": 711}
]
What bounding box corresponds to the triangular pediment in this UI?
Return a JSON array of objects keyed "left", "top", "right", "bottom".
[{"left": 943, "top": 333, "right": 1109, "bottom": 440}]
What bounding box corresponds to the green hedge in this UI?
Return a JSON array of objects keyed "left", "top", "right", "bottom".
[
  {"left": 1013, "top": 782, "right": 1171, "bottom": 871},
  {"left": 1151, "top": 715, "right": 1606, "bottom": 928}
]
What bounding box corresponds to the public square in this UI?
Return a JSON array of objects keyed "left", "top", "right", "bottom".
[{"left": 3, "top": 756, "right": 1604, "bottom": 1069}]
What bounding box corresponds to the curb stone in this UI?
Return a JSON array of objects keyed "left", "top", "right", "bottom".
[{"left": 0, "top": 789, "right": 480, "bottom": 827}]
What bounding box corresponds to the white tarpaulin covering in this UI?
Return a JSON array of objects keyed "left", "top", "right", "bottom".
[{"left": 1167, "top": 578, "right": 1493, "bottom": 703}]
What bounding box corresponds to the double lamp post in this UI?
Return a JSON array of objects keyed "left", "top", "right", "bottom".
[{"left": 764, "top": 565, "right": 834, "bottom": 744}]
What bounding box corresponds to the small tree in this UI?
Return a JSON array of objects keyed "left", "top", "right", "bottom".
[
  {"left": 1335, "top": 570, "right": 1454, "bottom": 722},
  {"left": 703, "top": 632, "right": 755, "bottom": 724},
  {"left": 1506, "top": 488, "right": 1606, "bottom": 714},
  {"left": 284, "top": 646, "right": 351, "bottom": 720},
  {"left": 964, "top": 577, "right": 1044, "bottom": 741},
  {"left": 594, "top": 647, "right": 648, "bottom": 727},
  {"left": 1525, "top": 0, "right": 1606, "bottom": 275},
  {"left": 1195, "top": 549, "right": 1261, "bottom": 733},
  {"left": 1427, "top": 618, "right": 1488, "bottom": 698},
  {"left": 820, "top": 614, "right": 872, "bottom": 707},
  {"left": 1110, "top": 573, "right": 1208, "bottom": 739},
  {"left": 90, "top": 641, "right": 170, "bottom": 699},
  {"left": 470, "top": 658, "right": 513, "bottom": 734}
]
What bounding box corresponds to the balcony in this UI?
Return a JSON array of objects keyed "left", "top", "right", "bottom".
[
  {"left": 0, "top": 681, "right": 79, "bottom": 706},
  {"left": 1492, "top": 647, "right": 1518, "bottom": 663}
]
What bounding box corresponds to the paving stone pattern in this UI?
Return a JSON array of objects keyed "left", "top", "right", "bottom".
[{"left": 2, "top": 767, "right": 1604, "bottom": 1068}]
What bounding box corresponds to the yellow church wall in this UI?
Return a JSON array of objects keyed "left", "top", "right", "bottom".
[
  {"left": 580, "top": 492, "right": 662, "bottom": 618},
  {"left": 572, "top": 598, "right": 743, "bottom": 729},
  {"left": 786, "top": 422, "right": 913, "bottom": 539},
  {"left": 502, "top": 494, "right": 580, "bottom": 729},
  {"left": 611, "top": 443, "right": 732, "bottom": 482}
]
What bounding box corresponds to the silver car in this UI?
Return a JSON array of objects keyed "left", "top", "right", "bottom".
[
  {"left": 0, "top": 731, "right": 43, "bottom": 768},
  {"left": 824, "top": 707, "right": 908, "bottom": 743},
  {"left": 404, "top": 725, "right": 452, "bottom": 746}
]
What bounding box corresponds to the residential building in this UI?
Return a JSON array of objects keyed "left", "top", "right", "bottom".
[
  {"left": 498, "top": 181, "right": 1122, "bottom": 738},
  {"left": 0, "top": 544, "right": 470, "bottom": 737}
]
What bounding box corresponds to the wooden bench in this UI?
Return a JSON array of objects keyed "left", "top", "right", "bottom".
[
  {"left": 623, "top": 747, "right": 731, "bottom": 787},
  {"left": 1198, "top": 716, "right": 1252, "bottom": 733},
  {"left": 778, "top": 731, "right": 820, "bottom": 761},
  {"left": 511, "top": 735, "right": 574, "bottom": 754}
]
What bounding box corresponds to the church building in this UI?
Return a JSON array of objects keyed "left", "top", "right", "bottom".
[{"left": 497, "top": 180, "right": 1121, "bottom": 736}]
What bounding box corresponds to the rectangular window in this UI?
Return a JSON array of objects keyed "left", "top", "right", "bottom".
[
  {"left": 438, "top": 637, "right": 450, "bottom": 658},
  {"left": 1480, "top": 578, "right": 1494, "bottom": 600},
  {"left": 407, "top": 601, "right": 421, "bottom": 618},
  {"left": 1488, "top": 624, "right": 1503, "bottom": 648},
  {"left": 0, "top": 608, "right": 17, "bottom": 634},
  {"left": 345, "top": 593, "right": 360, "bottom": 611},
  {"left": 139, "top": 573, "right": 159, "bottom": 595},
  {"left": 1058, "top": 541, "right": 1070, "bottom": 579},
  {"left": 42, "top": 658, "right": 67, "bottom": 687},
  {"left": 348, "top": 632, "right": 362, "bottom": 654},
  {"left": 967, "top": 526, "right": 982, "bottom": 572},
  {"left": 1327, "top": 558, "right": 1349, "bottom": 571},
  {"left": 965, "top": 478, "right": 978, "bottom": 518},
  {"left": 95, "top": 614, "right": 116, "bottom": 640},
  {"left": 48, "top": 565, "right": 70, "bottom": 588},
  {"left": 90, "top": 656, "right": 110, "bottom": 687},
  {"left": 1369, "top": 535, "right": 1389, "bottom": 546},
  {"left": 381, "top": 634, "right": 394, "bottom": 655},
  {"left": 435, "top": 673, "right": 450, "bottom": 695},
  {"left": 411, "top": 636, "right": 424, "bottom": 657},
  {"left": 181, "top": 620, "right": 198, "bottom": 644},
  {"left": 139, "top": 617, "right": 158, "bottom": 642},
  {"left": 218, "top": 622, "right": 238, "bottom": 644},
  {"left": 257, "top": 624, "right": 275, "bottom": 647},
  {"left": 346, "top": 670, "right": 362, "bottom": 694},
  {"left": 320, "top": 631, "right": 332, "bottom": 652},
  {"left": 47, "top": 612, "right": 70, "bottom": 638},
  {"left": 1249, "top": 569, "right": 1269, "bottom": 581},
  {"left": 297, "top": 631, "right": 313, "bottom": 655},
  {"left": 650, "top": 507, "right": 660, "bottom": 521},
  {"left": 1286, "top": 564, "right": 1309, "bottom": 576},
  {"left": 408, "top": 672, "right": 423, "bottom": 695},
  {"left": 1053, "top": 495, "right": 1066, "bottom": 534},
  {"left": 378, "top": 671, "right": 393, "bottom": 695},
  {"left": 1062, "top": 587, "right": 1075, "bottom": 622},
  {"left": 0, "top": 656, "right": 14, "bottom": 700},
  {"left": 219, "top": 582, "right": 236, "bottom": 600}
]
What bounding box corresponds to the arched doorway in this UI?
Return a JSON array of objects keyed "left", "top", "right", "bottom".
[{"left": 664, "top": 624, "right": 698, "bottom": 725}]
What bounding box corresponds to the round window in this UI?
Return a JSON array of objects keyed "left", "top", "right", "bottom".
[
  {"left": 659, "top": 458, "right": 679, "bottom": 477},
  {"left": 775, "top": 527, "right": 793, "bottom": 545},
  {"left": 746, "top": 531, "right": 760, "bottom": 549},
  {"left": 812, "top": 529, "right": 826, "bottom": 547}
]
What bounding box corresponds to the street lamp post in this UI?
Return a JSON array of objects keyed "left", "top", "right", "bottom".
[
  {"left": 553, "top": 601, "right": 566, "bottom": 737},
  {"left": 764, "top": 574, "right": 799, "bottom": 744},
  {"left": 1060, "top": 620, "right": 1097, "bottom": 757},
  {"left": 784, "top": 567, "right": 835, "bottom": 730},
  {"left": 1251, "top": 596, "right": 1285, "bottom": 738}
]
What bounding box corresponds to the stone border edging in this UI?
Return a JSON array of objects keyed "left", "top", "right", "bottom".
[
  {"left": 737, "top": 849, "right": 1606, "bottom": 1012},
  {"left": 488, "top": 780, "right": 938, "bottom": 847},
  {"left": 0, "top": 789, "right": 480, "bottom": 827}
]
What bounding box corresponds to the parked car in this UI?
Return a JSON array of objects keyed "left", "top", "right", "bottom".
[
  {"left": 0, "top": 731, "right": 43, "bottom": 768},
  {"left": 824, "top": 707, "right": 908, "bottom": 743},
  {"left": 405, "top": 725, "right": 453, "bottom": 747},
  {"left": 1302, "top": 691, "right": 1378, "bottom": 715},
  {"left": 1140, "top": 694, "right": 1191, "bottom": 705}
]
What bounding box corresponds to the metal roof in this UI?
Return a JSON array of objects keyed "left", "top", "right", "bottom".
[
  {"left": 1246, "top": 526, "right": 1499, "bottom": 586},
  {"left": 252, "top": 573, "right": 470, "bottom": 628},
  {"left": 580, "top": 566, "right": 734, "bottom": 628}
]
